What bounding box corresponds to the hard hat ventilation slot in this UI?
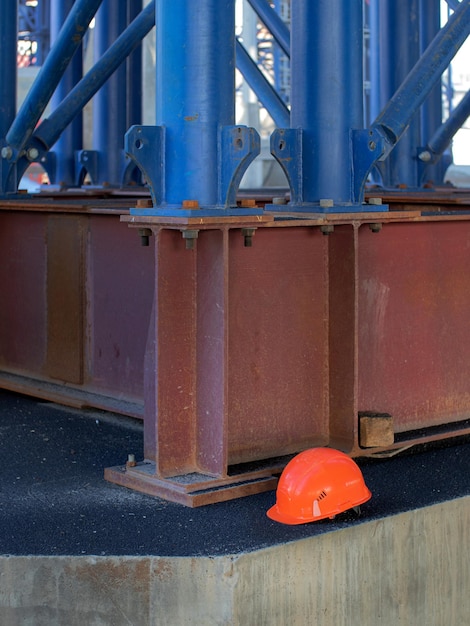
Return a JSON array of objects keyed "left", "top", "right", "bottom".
[{"left": 318, "top": 490, "right": 327, "bottom": 500}]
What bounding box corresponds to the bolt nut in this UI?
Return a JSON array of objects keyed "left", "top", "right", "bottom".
[
  {"left": 319, "top": 198, "right": 334, "bottom": 209},
  {"left": 126, "top": 454, "right": 137, "bottom": 468},
  {"left": 419, "top": 150, "right": 432, "bottom": 162},
  {"left": 138, "top": 228, "right": 152, "bottom": 247},
  {"left": 368, "top": 197, "right": 383, "bottom": 206},
  {"left": 320, "top": 224, "right": 334, "bottom": 235},
  {"left": 27, "top": 147, "right": 39, "bottom": 161},
  {"left": 182, "top": 229, "right": 199, "bottom": 249},
  {"left": 242, "top": 227, "right": 256, "bottom": 247},
  {"left": 1, "top": 146, "right": 12, "bottom": 160},
  {"left": 272, "top": 196, "right": 287, "bottom": 205},
  {"left": 369, "top": 223, "right": 382, "bottom": 233}
]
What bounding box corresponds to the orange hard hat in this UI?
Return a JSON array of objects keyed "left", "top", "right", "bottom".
[{"left": 267, "top": 447, "right": 372, "bottom": 525}]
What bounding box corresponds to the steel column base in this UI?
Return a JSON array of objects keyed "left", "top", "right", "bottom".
[{"left": 105, "top": 461, "right": 280, "bottom": 507}]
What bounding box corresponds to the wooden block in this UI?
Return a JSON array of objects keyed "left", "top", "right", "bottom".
[{"left": 359, "top": 412, "right": 394, "bottom": 448}]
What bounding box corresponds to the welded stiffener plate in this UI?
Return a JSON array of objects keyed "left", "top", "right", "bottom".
[{"left": 106, "top": 207, "right": 470, "bottom": 505}]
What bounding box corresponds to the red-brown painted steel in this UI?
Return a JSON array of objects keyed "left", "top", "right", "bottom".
[
  {"left": 2, "top": 193, "right": 470, "bottom": 505},
  {"left": 0, "top": 199, "right": 154, "bottom": 416},
  {"left": 358, "top": 219, "right": 470, "bottom": 432}
]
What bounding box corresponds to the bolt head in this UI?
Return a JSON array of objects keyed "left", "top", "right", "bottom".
[
  {"left": 419, "top": 150, "right": 432, "bottom": 163},
  {"left": 27, "top": 147, "right": 39, "bottom": 161}
]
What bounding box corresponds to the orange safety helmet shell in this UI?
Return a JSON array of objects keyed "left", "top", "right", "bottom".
[{"left": 267, "top": 447, "right": 371, "bottom": 525}]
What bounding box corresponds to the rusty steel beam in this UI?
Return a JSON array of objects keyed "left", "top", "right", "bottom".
[
  {"left": 2, "top": 193, "right": 470, "bottom": 504},
  {"left": 106, "top": 199, "right": 470, "bottom": 505},
  {"left": 0, "top": 194, "right": 154, "bottom": 417}
]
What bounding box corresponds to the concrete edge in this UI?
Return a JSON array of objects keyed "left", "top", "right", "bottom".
[{"left": 1, "top": 496, "right": 469, "bottom": 626}]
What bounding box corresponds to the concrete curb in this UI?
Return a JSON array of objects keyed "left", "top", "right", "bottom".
[{"left": 1, "top": 495, "right": 469, "bottom": 625}]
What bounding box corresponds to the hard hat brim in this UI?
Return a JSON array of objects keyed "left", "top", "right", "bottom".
[
  {"left": 267, "top": 488, "right": 372, "bottom": 525},
  {"left": 266, "top": 503, "right": 314, "bottom": 525}
]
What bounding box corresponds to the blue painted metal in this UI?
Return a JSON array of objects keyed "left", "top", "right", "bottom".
[
  {"left": 17, "top": 1, "right": 154, "bottom": 191},
  {"left": 18, "top": 0, "right": 50, "bottom": 66},
  {"left": 1, "top": 0, "right": 102, "bottom": 195},
  {"left": 0, "top": 0, "right": 18, "bottom": 141},
  {"left": 127, "top": 0, "right": 261, "bottom": 215},
  {"left": 235, "top": 39, "right": 290, "bottom": 128},
  {"left": 49, "top": 0, "right": 84, "bottom": 186},
  {"left": 272, "top": 0, "right": 290, "bottom": 105},
  {"left": 269, "top": 0, "right": 386, "bottom": 212},
  {"left": 0, "top": 0, "right": 18, "bottom": 194},
  {"left": 419, "top": 0, "right": 448, "bottom": 185},
  {"left": 34, "top": 2, "right": 154, "bottom": 152},
  {"left": 371, "top": 0, "right": 421, "bottom": 188},
  {"left": 5, "top": 0, "right": 103, "bottom": 158},
  {"left": 420, "top": 89, "right": 470, "bottom": 164},
  {"left": 446, "top": 0, "right": 462, "bottom": 10},
  {"left": 127, "top": 0, "right": 144, "bottom": 129},
  {"left": 91, "top": 0, "right": 128, "bottom": 185},
  {"left": 372, "top": 0, "right": 470, "bottom": 162},
  {"left": 246, "top": 0, "right": 290, "bottom": 57}
]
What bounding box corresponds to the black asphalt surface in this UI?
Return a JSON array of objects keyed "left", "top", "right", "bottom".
[{"left": 1, "top": 389, "right": 469, "bottom": 557}]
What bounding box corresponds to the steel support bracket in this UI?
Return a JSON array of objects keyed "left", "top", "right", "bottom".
[
  {"left": 218, "top": 125, "right": 261, "bottom": 207},
  {"left": 269, "top": 127, "right": 388, "bottom": 213},
  {"left": 126, "top": 124, "right": 263, "bottom": 217},
  {"left": 124, "top": 125, "right": 164, "bottom": 207},
  {"left": 75, "top": 149, "right": 99, "bottom": 186},
  {"left": 269, "top": 128, "right": 303, "bottom": 205},
  {"left": 351, "top": 128, "right": 387, "bottom": 205}
]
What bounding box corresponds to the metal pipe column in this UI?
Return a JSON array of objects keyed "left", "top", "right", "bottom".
[
  {"left": 292, "top": 0, "right": 363, "bottom": 203},
  {"left": 0, "top": 0, "right": 18, "bottom": 194},
  {"left": 157, "top": 0, "right": 236, "bottom": 206},
  {"left": 92, "top": 0, "right": 128, "bottom": 185},
  {"left": 270, "top": 0, "right": 382, "bottom": 211},
  {"left": 126, "top": 0, "right": 260, "bottom": 212},
  {"left": 376, "top": 0, "right": 421, "bottom": 187},
  {"left": 419, "top": 0, "right": 448, "bottom": 184},
  {"left": 0, "top": 0, "right": 17, "bottom": 142},
  {"left": 50, "top": 0, "right": 83, "bottom": 186},
  {"left": 127, "top": 0, "right": 143, "bottom": 129}
]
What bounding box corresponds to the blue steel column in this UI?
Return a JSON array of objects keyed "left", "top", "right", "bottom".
[
  {"left": 269, "top": 0, "right": 384, "bottom": 212},
  {"left": 418, "top": 0, "right": 448, "bottom": 184},
  {"left": 160, "top": 0, "right": 236, "bottom": 206},
  {"left": 0, "top": 0, "right": 17, "bottom": 141},
  {"left": 92, "top": 0, "right": 128, "bottom": 185},
  {"left": 0, "top": 0, "right": 18, "bottom": 193},
  {"left": 127, "top": 0, "right": 143, "bottom": 129},
  {"left": 126, "top": 0, "right": 260, "bottom": 214},
  {"left": 50, "top": 0, "right": 83, "bottom": 186},
  {"left": 374, "top": 0, "right": 421, "bottom": 187}
]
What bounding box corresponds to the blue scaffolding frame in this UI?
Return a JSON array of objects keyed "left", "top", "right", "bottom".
[{"left": 0, "top": 1, "right": 469, "bottom": 201}]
